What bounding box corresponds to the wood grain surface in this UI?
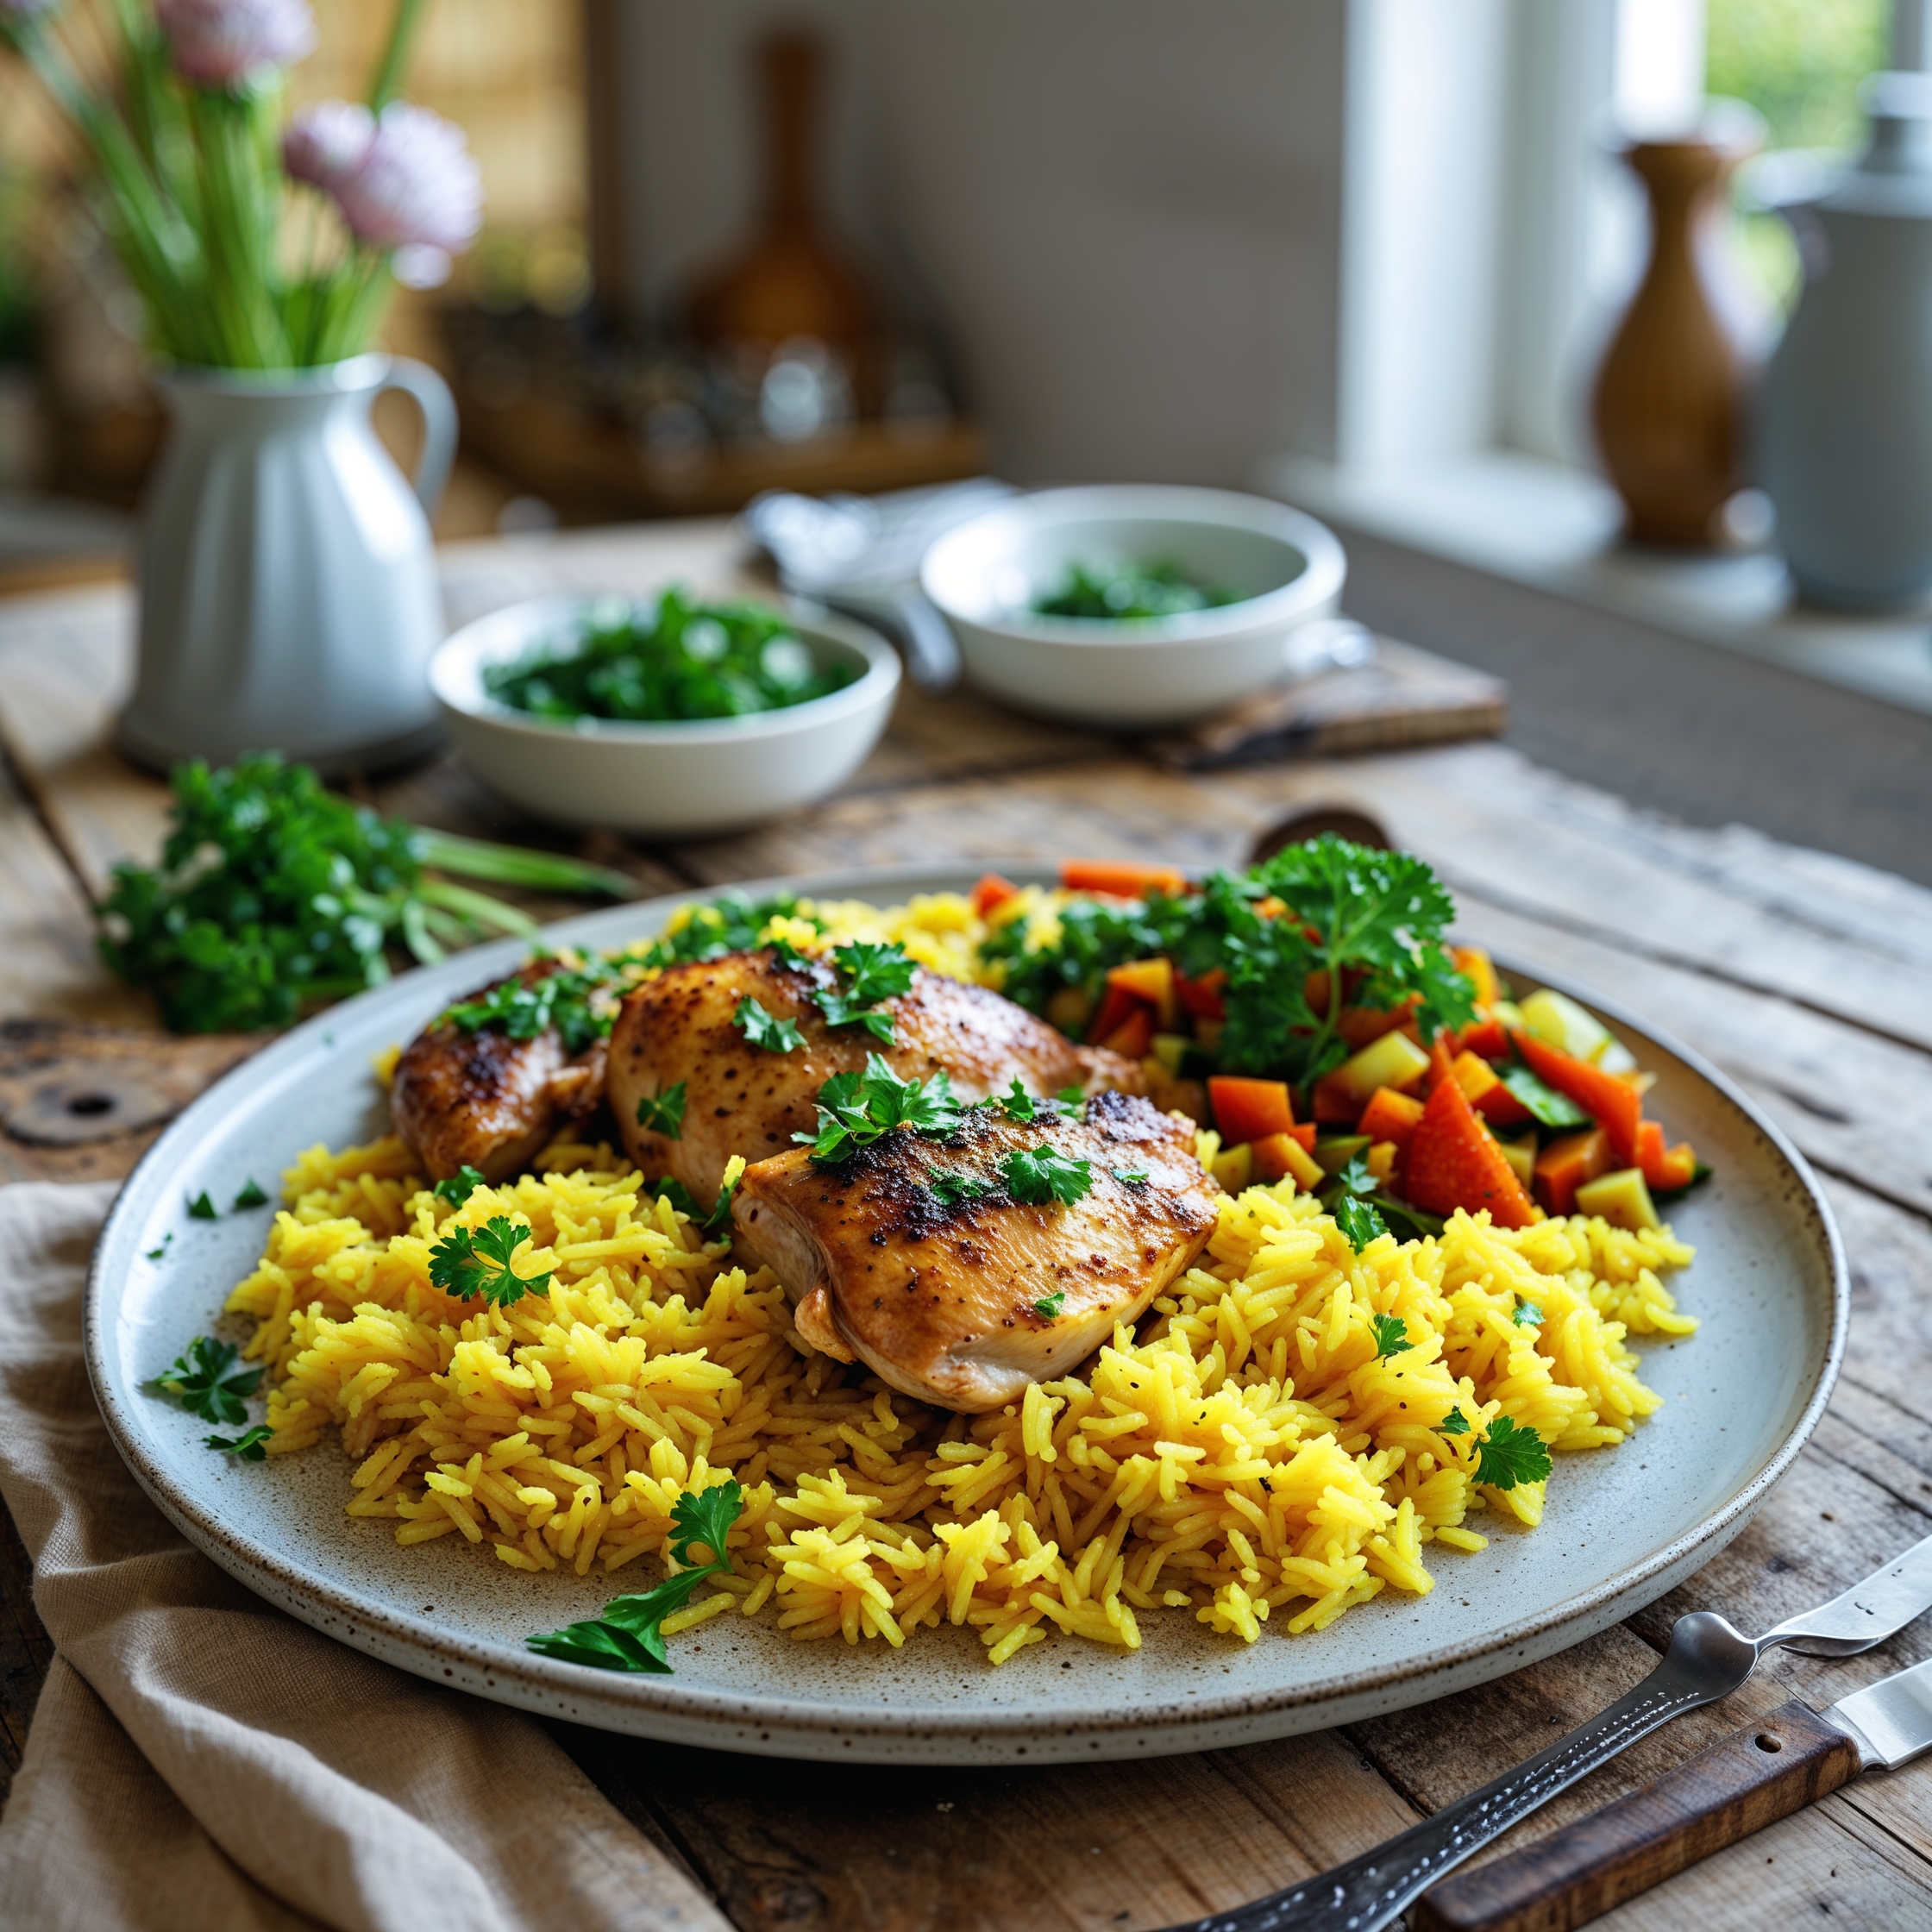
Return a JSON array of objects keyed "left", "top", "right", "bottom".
[{"left": 1, "top": 527, "right": 1929, "bottom": 1931}]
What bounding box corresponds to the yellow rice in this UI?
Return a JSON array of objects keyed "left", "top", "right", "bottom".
[{"left": 222, "top": 892, "right": 1698, "bottom": 1663}]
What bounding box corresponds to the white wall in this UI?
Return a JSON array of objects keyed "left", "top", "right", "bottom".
[{"left": 612, "top": 0, "right": 1352, "bottom": 486}]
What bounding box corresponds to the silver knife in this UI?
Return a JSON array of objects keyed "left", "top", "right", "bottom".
[
  {"left": 1154, "top": 1534, "right": 1932, "bottom": 1932},
  {"left": 1412, "top": 1647, "right": 1932, "bottom": 1930}
]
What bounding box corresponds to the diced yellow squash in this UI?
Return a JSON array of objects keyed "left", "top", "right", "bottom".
[
  {"left": 1329, "top": 1028, "right": 1432, "bottom": 1107},
  {"left": 1574, "top": 1166, "right": 1661, "bottom": 1231},
  {"left": 1212, "top": 1142, "right": 1254, "bottom": 1193},
  {"left": 1151, "top": 1032, "right": 1192, "bottom": 1076},
  {"left": 1518, "top": 988, "right": 1612, "bottom": 1063},
  {"left": 1365, "top": 1140, "right": 1398, "bottom": 1184},
  {"left": 1283, "top": 1137, "right": 1325, "bottom": 1191},
  {"left": 1496, "top": 1134, "right": 1537, "bottom": 1190},
  {"left": 1490, "top": 998, "right": 1526, "bottom": 1030}
]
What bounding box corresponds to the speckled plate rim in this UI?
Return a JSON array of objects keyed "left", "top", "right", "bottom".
[{"left": 85, "top": 861, "right": 1848, "bottom": 1764}]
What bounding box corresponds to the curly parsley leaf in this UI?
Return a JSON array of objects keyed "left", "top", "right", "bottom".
[
  {"left": 1333, "top": 1155, "right": 1377, "bottom": 1197},
  {"left": 734, "top": 995, "right": 805, "bottom": 1053},
  {"left": 1440, "top": 1408, "right": 1472, "bottom": 1437},
  {"left": 1473, "top": 1415, "right": 1552, "bottom": 1490},
  {"left": 930, "top": 1170, "right": 990, "bottom": 1209},
  {"left": 188, "top": 1191, "right": 217, "bottom": 1221},
  {"left": 428, "top": 1216, "right": 553, "bottom": 1308},
  {"left": 1513, "top": 1300, "right": 1545, "bottom": 1328},
  {"left": 148, "top": 1337, "right": 263, "bottom": 1427},
  {"left": 433, "top": 1164, "right": 487, "bottom": 1208},
  {"left": 797, "top": 1056, "right": 963, "bottom": 1163},
  {"left": 1333, "top": 1194, "right": 1389, "bottom": 1251},
  {"left": 1369, "top": 1312, "right": 1410, "bottom": 1358},
  {"left": 204, "top": 1424, "right": 273, "bottom": 1461},
  {"left": 528, "top": 1479, "right": 743, "bottom": 1675},
  {"left": 635, "top": 1082, "right": 687, "bottom": 1139},
  {"left": 1001, "top": 1145, "right": 1094, "bottom": 1207},
  {"left": 1032, "top": 1290, "right": 1068, "bottom": 1320},
  {"left": 231, "top": 1178, "right": 268, "bottom": 1210},
  {"left": 1495, "top": 1060, "right": 1591, "bottom": 1129}
]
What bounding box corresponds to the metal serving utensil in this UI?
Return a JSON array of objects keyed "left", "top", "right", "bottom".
[{"left": 1154, "top": 1534, "right": 1932, "bottom": 1932}]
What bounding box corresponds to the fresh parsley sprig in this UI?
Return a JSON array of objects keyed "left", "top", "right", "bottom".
[
  {"left": 1437, "top": 1408, "right": 1552, "bottom": 1490},
  {"left": 1369, "top": 1313, "right": 1410, "bottom": 1358},
  {"left": 1032, "top": 1290, "right": 1068, "bottom": 1320},
  {"left": 735, "top": 996, "right": 805, "bottom": 1053},
  {"left": 636, "top": 1083, "right": 687, "bottom": 1139},
  {"left": 434, "top": 1164, "right": 487, "bottom": 1208},
  {"left": 527, "top": 1481, "right": 743, "bottom": 1674},
  {"left": 1512, "top": 1300, "right": 1545, "bottom": 1328},
  {"left": 428, "top": 1217, "right": 554, "bottom": 1308},
  {"left": 812, "top": 940, "right": 917, "bottom": 1043},
  {"left": 994, "top": 1076, "right": 1067, "bottom": 1123},
  {"left": 797, "top": 1056, "right": 963, "bottom": 1163},
  {"left": 442, "top": 958, "right": 623, "bottom": 1056},
  {"left": 147, "top": 1336, "right": 263, "bottom": 1427},
  {"left": 205, "top": 1424, "right": 274, "bottom": 1460},
  {"left": 1001, "top": 1145, "right": 1094, "bottom": 1207},
  {"left": 930, "top": 1170, "right": 990, "bottom": 1209}
]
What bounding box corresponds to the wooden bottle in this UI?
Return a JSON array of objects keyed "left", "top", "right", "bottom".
[{"left": 1591, "top": 138, "right": 1752, "bottom": 549}]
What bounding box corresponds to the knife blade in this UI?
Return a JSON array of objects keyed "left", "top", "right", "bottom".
[
  {"left": 1151, "top": 1531, "right": 1932, "bottom": 1932},
  {"left": 1411, "top": 1652, "right": 1932, "bottom": 1931}
]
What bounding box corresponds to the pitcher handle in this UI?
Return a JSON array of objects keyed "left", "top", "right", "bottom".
[{"left": 380, "top": 356, "right": 458, "bottom": 519}]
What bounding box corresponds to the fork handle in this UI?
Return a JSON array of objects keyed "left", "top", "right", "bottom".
[{"left": 1410, "top": 1699, "right": 1860, "bottom": 1932}]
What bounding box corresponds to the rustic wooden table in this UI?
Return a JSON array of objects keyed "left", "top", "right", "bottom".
[{"left": 1, "top": 523, "right": 1929, "bottom": 1932}]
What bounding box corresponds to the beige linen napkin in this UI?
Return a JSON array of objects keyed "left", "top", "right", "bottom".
[{"left": 0, "top": 1181, "right": 731, "bottom": 1932}]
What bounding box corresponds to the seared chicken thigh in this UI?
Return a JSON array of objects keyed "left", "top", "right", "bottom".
[
  {"left": 609, "top": 948, "right": 1142, "bottom": 1210},
  {"left": 734, "top": 1088, "right": 1220, "bottom": 1412},
  {"left": 392, "top": 962, "right": 608, "bottom": 1181}
]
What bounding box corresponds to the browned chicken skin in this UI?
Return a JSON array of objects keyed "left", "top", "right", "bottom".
[
  {"left": 391, "top": 962, "right": 609, "bottom": 1182},
  {"left": 607, "top": 948, "right": 1144, "bottom": 1212},
  {"left": 733, "top": 1088, "right": 1220, "bottom": 1413}
]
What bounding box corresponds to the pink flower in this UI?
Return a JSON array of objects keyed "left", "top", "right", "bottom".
[
  {"left": 331, "top": 102, "right": 482, "bottom": 254},
  {"left": 157, "top": 0, "right": 314, "bottom": 88},
  {"left": 281, "top": 99, "right": 373, "bottom": 193},
  {"left": 0, "top": 0, "right": 62, "bottom": 22}
]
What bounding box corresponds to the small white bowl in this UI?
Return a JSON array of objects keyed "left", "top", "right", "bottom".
[
  {"left": 429, "top": 593, "right": 900, "bottom": 838},
  {"left": 919, "top": 485, "right": 1347, "bottom": 727}
]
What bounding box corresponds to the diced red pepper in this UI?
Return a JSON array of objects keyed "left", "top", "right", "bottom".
[
  {"left": 1176, "top": 968, "right": 1226, "bottom": 1020},
  {"left": 1453, "top": 1015, "right": 1509, "bottom": 1061},
  {"left": 970, "top": 872, "right": 1021, "bottom": 918},
  {"left": 1339, "top": 997, "right": 1422, "bottom": 1051},
  {"left": 1471, "top": 1081, "right": 1534, "bottom": 1130},
  {"left": 1310, "top": 1072, "right": 1363, "bottom": 1126},
  {"left": 1085, "top": 982, "right": 1145, "bottom": 1045},
  {"left": 1534, "top": 1127, "right": 1612, "bottom": 1217},
  {"left": 1512, "top": 1032, "right": 1643, "bottom": 1164},
  {"left": 1404, "top": 1075, "right": 1539, "bottom": 1229},
  {"left": 1060, "top": 859, "right": 1190, "bottom": 900},
  {"left": 1358, "top": 1085, "right": 1427, "bottom": 1152},
  {"left": 1107, "top": 957, "right": 1179, "bottom": 1029},
  {"left": 1097, "top": 1007, "right": 1154, "bottom": 1061},
  {"left": 1424, "top": 1032, "right": 1457, "bottom": 1095},
  {"left": 1208, "top": 1076, "right": 1296, "bottom": 1144},
  {"left": 1636, "top": 1119, "right": 1698, "bottom": 1193}
]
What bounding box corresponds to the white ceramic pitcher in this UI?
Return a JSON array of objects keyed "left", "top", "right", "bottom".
[{"left": 121, "top": 352, "right": 457, "bottom": 774}]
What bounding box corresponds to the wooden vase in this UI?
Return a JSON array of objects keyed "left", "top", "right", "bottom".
[{"left": 1591, "top": 139, "right": 1752, "bottom": 549}]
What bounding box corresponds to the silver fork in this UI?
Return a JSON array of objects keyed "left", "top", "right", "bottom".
[{"left": 1161, "top": 1535, "right": 1932, "bottom": 1932}]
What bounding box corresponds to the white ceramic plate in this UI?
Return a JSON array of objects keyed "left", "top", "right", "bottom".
[{"left": 87, "top": 864, "right": 1846, "bottom": 1765}]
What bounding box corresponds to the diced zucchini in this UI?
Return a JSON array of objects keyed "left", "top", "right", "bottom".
[
  {"left": 1518, "top": 988, "right": 1612, "bottom": 1063},
  {"left": 1211, "top": 1142, "right": 1253, "bottom": 1193},
  {"left": 1330, "top": 1028, "right": 1431, "bottom": 1106},
  {"left": 1315, "top": 1134, "right": 1371, "bottom": 1175},
  {"left": 1496, "top": 1133, "right": 1537, "bottom": 1190},
  {"left": 1151, "top": 1032, "right": 1192, "bottom": 1077},
  {"left": 1574, "top": 1166, "right": 1661, "bottom": 1232}
]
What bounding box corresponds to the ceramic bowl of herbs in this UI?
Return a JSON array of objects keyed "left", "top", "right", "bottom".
[
  {"left": 919, "top": 485, "right": 1346, "bottom": 727},
  {"left": 430, "top": 588, "right": 900, "bottom": 837}
]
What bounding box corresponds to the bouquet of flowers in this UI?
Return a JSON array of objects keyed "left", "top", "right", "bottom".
[{"left": 0, "top": 0, "right": 481, "bottom": 369}]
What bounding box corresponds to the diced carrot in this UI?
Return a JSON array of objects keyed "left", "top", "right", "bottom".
[
  {"left": 1452, "top": 945, "right": 1500, "bottom": 1010},
  {"left": 1248, "top": 1132, "right": 1324, "bottom": 1190},
  {"left": 1358, "top": 1085, "right": 1426, "bottom": 1152},
  {"left": 1176, "top": 968, "right": 1226, "bottom": 1020},
  {"left": 1339, "top": 995, "right": 1422, "bottom": 1050},
  {"left": 1208, "top": 1076, "right": 1295, "bottom": 1144},
  {"left": 1425, "top": 1032, "right": 1456, "bottom": 1095},
  {"left": 1636, "top": 1119, "right": 1698, "bottom": 1192},
  {"left": 1512, "top": 1032, "right": 1643, "bottom": 1163},
  {"left": 1107, "top": 957, "right": 1179, "bottom": 1029},
  {"left": 1404, "top": 1075, "right": 1538, "bottom": 1229},
  {"left": 1288, "top": 1121, "right": 1317, "bottom": 1152},
  {"left": 1097, "top": 1007, "right": 1154, "bottom": 1061},
  {"left": 1060, "top": 859, "right": 1190, "bottom": 900},
  {"left": 1534, "top": 1127, "right": 1611, "bottom": 1217},
  {"left": 1311, "top": 1073, "right": 1363, "bottom": 1126},
  {"left": 1453, "top": 1015, "right": 1509, "bottom": 1061},
  {"left": 1471, "top": 1081, "right": 1534, "bottom": 1130},
  {"left": 1085, "top": 982, "right": 1144, "bottom": 1045},
  {"left": 970, "top": 872, "right": 1021, "bottom": 919}
]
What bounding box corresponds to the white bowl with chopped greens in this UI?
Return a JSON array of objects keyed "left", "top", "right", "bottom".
[
  {"left": 430, "top": 592, "right": 900, "bottom": 837},
  {"left": 920, "top": 486, "right": 1346, "bottom": 727}
]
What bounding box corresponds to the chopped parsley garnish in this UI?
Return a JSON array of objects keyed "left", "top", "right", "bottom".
[
  {"left": 443, "top": 959, "right": 620, "bottom": 1056},
  {"left": 187, "top": 1191, "right": 216, "bottom": 1221},
  {"left": 1112, "top": 1167, "right": 1151, "bottom": 1186},
  {"left": 812, "top": 940, "right": 917, "bottom": 1043},
  {"left": 1333, "top": 1155, "right": 1377, "bottom": 1197},
  {"left": 798, "top": 1056, "right": 963, "bottom": 1163},
  {"left": 930, "top": 1170, "right": 990, "bottom": 1209},
  {"left": 1440, "top": 1408, "right": 1472, "bottom": 1437},
  {"left": 1333, "top": 1194, "right": 1389, "bottom": 1251},
  {"left": 648, "top": 1174, "right": 739, "bottom": 1238},
  {"left": 1473, "top": 1415, "right": 1552, "bottom": 1490},
  {"left": 204, "top": 1424, "right": 273, "bottom": 1461},
  {"left": 1001, "top": 1145, "right": 1094, "bottom": 1208},
  {"left": 995, "top": 1076, "right": 1063, "bottom": 1122},
  {"left": 1057, "top": 1085, "right": 1087, "bottom": 1107},
  {"left": 636, "top": 1083, "right": 687, "bottom": 1138},
  {"left": 145, "top": 1233, "right": 172, "bottom": 1261},
  {"left": 650, "top": 1176, "right": 700, "bottom": 1218},
  {"left": 148, "top": 1337, "right": 262, "bottom": 1427},
  {"left": 434, "top": 1165, "right": 487, "bottom": 1208},
  {"left": 734, "top": 996, "right": 805, "bottom": 1053},
  {"left": 1369, "top": 1312, "right": 1410, "bottom": 1358},
  {"left": 428, "top": 1216, "right": 553, "bottom": 1308},
  {"left": 1032, "top": 1290, "right": 1068, "bottom": 1320},
  {"left": 1513, "top": 1301, "right": 1545, "bottom": 1328},
  {"left": 637, "top": 892, "right": 819, "bottom": 969},
  {"left": 231, "top": 1179, "right": 268, "bottom": 1210},
  {"left": 527, "top": 1479, "right": 743, "bottom": 1674},
  {"left": 1495, "top": 1060, "right": 1592, "bottom": 1129}
]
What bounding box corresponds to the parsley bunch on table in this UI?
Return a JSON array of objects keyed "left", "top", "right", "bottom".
[
  {"left": 96, "top": 755, "right": 635, "bottom": 1034},
  {"left": 527, "top": 1481, "right": 743, "bottom": 1673},
  {"left": 799, "top": 1056, "right": 963, "bottom": 1163}
]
